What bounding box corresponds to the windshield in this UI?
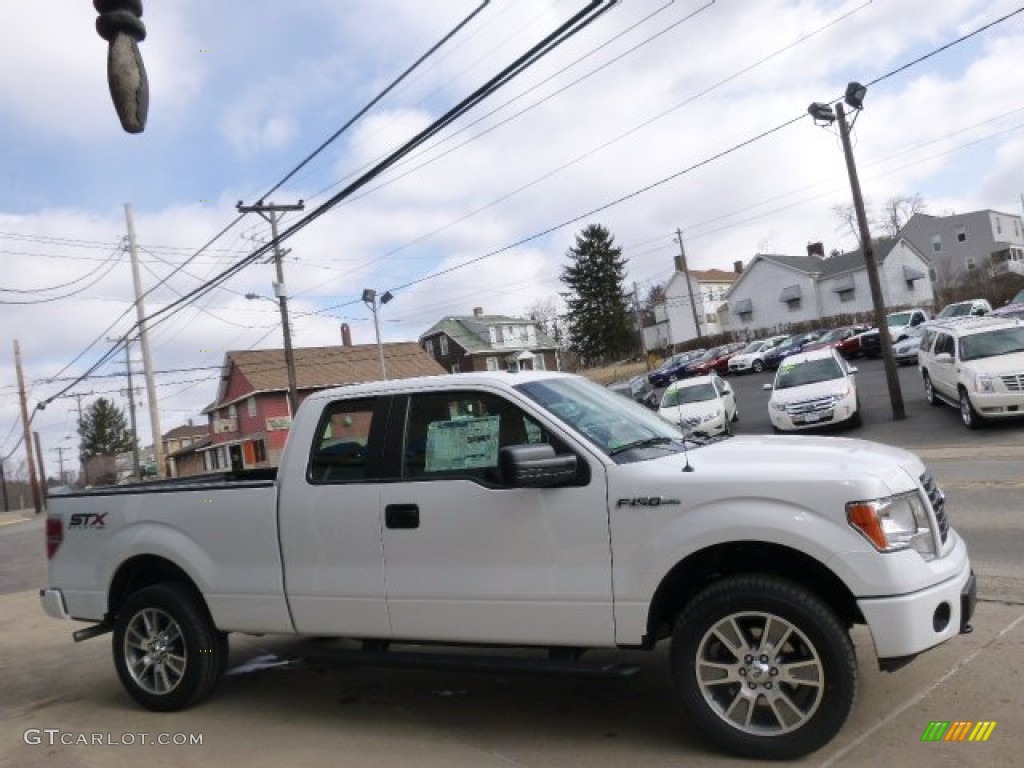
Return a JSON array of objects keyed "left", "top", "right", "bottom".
[
  {"left": 959, "top": 327, "right": 1024, "bottom": 361},
  {"left": 739, "top": 341, "right": 762, "bottom": 354},
  {"left": 662, "top": 383, "right": 717, "bottom": 406},
  {"left": 517, "top": 377, "right": 687, "bottom": 459},
  {"left": 775, "top": 357, "right": 844, "bottom": 389},
  {"left": 938, "top": 303, "right": 971, "bottom": 318},
  {"left": 887, "top": 311, "right": 914, "bottom": 326}
]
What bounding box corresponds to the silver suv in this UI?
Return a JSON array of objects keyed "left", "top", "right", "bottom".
[{"left": 917, "top": 316, "right": 1024, "bottom": 428}]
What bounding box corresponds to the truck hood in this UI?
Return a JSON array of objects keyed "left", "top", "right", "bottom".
[
  {"left": 963, "top": 352, "right": 1024, "bottom": 376},
  {"left": 614, "top": 434, "right": 924, "bottom": 503}
]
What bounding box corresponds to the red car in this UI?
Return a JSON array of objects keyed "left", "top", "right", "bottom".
[
  {"left": 802, "top": 325, "right": 870, "bottom": 359},
  {"left": 688, "top": 342, "right": 747, "bottom": 377}
]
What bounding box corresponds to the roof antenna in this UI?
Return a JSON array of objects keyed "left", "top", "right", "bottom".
[{"left": 670, "top": 383, "right": 694, "bottom": 473}]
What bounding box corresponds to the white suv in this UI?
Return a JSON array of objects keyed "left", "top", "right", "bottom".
[
  {"left": 763, "top": 347, "right": 861, "bottom": 431},
  {"left": 918, "top": 316, "right": 1024, "bottom": 428}
]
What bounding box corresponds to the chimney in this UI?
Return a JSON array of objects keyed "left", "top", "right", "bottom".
[
  {"left": 806, "top": 241, "right": 825, "bottom": 258},
  {"left": 340, "top": 323, "right": 352, "bottom": 347},
  {"left": 733, "top": 260, "right": 743, "bottom": 274},
  {"left": 473, "top": 307, "right": 484, "bottom": 318}
]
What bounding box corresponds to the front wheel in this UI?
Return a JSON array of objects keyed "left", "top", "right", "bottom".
[
  {"left": 670, "top": 575, "right": 857, "bottom": 760},
  {"left": 923, "top": 372, "right": 939, "bottom": 406},
  {"left": 959, "top": 388, "right": 982, "bottom": 430},
  {"left": 752, "top": 360, "right": 764, "bottom": 373},
  {"left": 112, "top": 583, "right": 224, "bottom": 711}
]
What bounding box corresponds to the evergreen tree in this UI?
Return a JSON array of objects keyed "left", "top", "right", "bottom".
[
  {"left": 78, "top": 397, "right": 136, "bottom": 460},
  {"left": 559, "top": 223, "right": 633, "bottom": 367}
]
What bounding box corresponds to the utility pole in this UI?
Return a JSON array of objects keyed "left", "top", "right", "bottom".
[
  {"left": 52, "top": 446, "right": 68, "bottom": 485},
  {"left": 125, "top": 203, "right": 167, "bottom": 477},
  {"left": 110, "top": 338, "right": 141, "bottom": 479},
  {"left": 632, "top": 281, "right": 649, "bottom": 368},
  {"left": 14, "top": 340, "right": 42, "bottom": 515},
  {"left": 33, "top": 431, "right": 47, "bottom": 508},
  {"left": 71, "top": 393, "right": 87, "bottom": 485},
  {"left": 236, "top": 200, "right": 305, "bottom": 414},
  {"left": 674, "top": 228, "right": 703, "bottom": 340},
  {"left": 836, "top": 102, "right": 905, "bottom": 420}
]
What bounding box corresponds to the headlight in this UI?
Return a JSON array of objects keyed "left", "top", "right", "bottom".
[
  {"left": 832, "top": 386, "right": 851, "bottom": 399},
  {"left": 701, "top": 411, "right": 721, "bottom": 423},
  {"left": 847, "top": 491, "right": 935, "bottom": 556},
  {"left": 975, "top": 374, "right": 994, "bottom": 393},
  {"left": 770, "top": 400, "right": 787, "bottom": 412}
]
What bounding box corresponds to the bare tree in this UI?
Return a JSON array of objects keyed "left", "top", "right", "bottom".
[
  {"left": 831, "top": 202, "right": 863, "bottom": 246},
  {"left": 526, "top": 297, "right": 565, "bottom": 347},
  {"left": 878, "top": 194, "right": 926, "bottom": 238}
]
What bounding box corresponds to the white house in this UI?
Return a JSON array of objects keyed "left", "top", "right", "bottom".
[
  {"left": 722, "top": 239, "right": 933, "bottom": 334},
  {"left": 646, "top": 267, "right": 739, "bottom": 348},
  {"left": 900, "top": 209, "right": 1024, "bottom": 284}
]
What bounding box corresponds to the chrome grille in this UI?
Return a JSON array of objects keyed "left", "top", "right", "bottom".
[
  {"left": 785, "top": 396, "right": 837, "bottom": 416},
  {"left": 1000, "top": 373, "right": 1024, "bottom": 392},
  {"left": 921, "top": 472, "right": 949, "bottom": 544}
]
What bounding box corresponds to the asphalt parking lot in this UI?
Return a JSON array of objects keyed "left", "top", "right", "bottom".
[{"left": 2, "top": 358, "right": 1022, "bottom": 767}]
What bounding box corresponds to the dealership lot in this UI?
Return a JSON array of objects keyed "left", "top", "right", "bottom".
[{"left": 2, "top": 360, "right": 1022, "bottom": 767}]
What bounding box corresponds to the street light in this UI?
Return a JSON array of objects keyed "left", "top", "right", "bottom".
[
  {"left": 807, "top": 82, "right": 905, "bottom": 421},
  {"left": 362, "top": 289, "right": 393, "bottom": 379}
]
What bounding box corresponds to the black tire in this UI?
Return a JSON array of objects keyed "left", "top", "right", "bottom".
[
  {"left": 923, "top": 372, "right": 940, "bottom": 407},
  {"left": 670, "top": 575, "right": 857, "bottom": 760},
  {"left": 731, "top": 409, "right": 739, "bottom": 423},
  {"left": 722, "top": 418, "right": 732, "bottom": 437},
  {"left": 112, "top": 583, "right": 223, "bottom": 711},
  {"left": 752, "top": 359, "right": 765, "bottom": 373},
  {"left": 959, "top": 387, "right": 982, "bottom": 430},
  {"left": 848, "top": 409, "right": 862, "bottom": 428}
]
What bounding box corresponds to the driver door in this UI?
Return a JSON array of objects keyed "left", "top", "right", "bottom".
[{"left": 379, "top": 389, "right": 614, "bottom": 646}]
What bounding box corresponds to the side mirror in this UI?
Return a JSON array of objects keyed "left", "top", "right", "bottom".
[
  {"left": 849, "top": 367, "right": 858, "bottom": 374},
  {"left": 935, "top": 352, "right": 953, "bottom": 364},
  {"left": 500, "top": 444, "right": 577, "bottom": 488},
  {"left": 762, "top": 383, "right": 772, "bottom": 391}
]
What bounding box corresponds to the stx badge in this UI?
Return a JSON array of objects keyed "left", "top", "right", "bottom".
[{"left": 69, "top": 513, "right": 108, "bottom": 529}]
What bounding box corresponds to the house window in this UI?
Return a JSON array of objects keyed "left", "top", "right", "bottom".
[
  {"left": 839, "top": 289, "right": 855, "bottom": 303},
  {"left": 786, "top": 299, "right": 801, "bottom": 311},
  {"left": 440, "top": 335, "right": 449, "bottom": 356},
  {"left": 905, "top": 279, "right": 915, "bottom": 291},
  {"left": 996, "top": 218, "right": 1002, "bottom": 235},
  {"left": 251, "top": 439, "right": 267, "bottom": 464},
  {"left": 966, "top": 257, "right": 976, "bottom": 271},
  {"left": 247, "top": 396, "right": 256, "bottom": 418},
  {"left": 533, "top": 353, "right": 546, "bottom": 371},
  {"left": 705, "top": 313, "right": 717, "bottom": 324},
  {"left": 228, "top": 404, "right": 238, "bottom": 420},
  {"left": 1015, "top": 220, "right": 1021, "bottom": 238},
  {"left": 451, "top": 362, "right": 460, "bottom": 373},
  {"left": 956, "top": 226, "right": 967, "bottom": 243},
  {"left": 424, "top": 339, "right": 434, "bottom": 357},
  {"left": 739, "top": 311, "right": 753, "bottom": 324},
  {"left": 931, "top": 234, "right": 942, "bottom": 253},
  {"left": 486, "top": 356, "right": 498, "bottom": 371}
]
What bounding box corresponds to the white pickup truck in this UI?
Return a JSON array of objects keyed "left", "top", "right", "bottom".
[{"left": 41, "top": 371, "right": 975, "bottom": 760}]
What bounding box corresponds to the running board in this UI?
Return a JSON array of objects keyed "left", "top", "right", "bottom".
[{"left": 299, "top": 646, "right": 642, "bottom": 679}]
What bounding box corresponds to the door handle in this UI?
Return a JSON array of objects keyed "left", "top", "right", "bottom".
[{"left": 385, "top": 504, "right": 420, "bottom": 529}]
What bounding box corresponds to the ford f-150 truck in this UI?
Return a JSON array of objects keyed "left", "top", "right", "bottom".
[{"left": 40, "top": 371, "right": 975, "bottom": 760}]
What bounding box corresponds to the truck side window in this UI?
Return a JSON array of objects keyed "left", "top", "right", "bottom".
[
  {"left": 403, "top": 391, "right": 547, "bottom": 483},
  {"left": 308, "top": 399, "right": 376, "bottom": 483}
]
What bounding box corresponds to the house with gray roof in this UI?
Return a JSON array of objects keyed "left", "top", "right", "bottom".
[
  {"left": 419, "top": 307, "right": 559, "bottom": 373},
  {"left": 900, "top": 209, "right": 1024, "bottom": 286},
  {"left": 722, "top": 239, "right": 933, "bottom": 334}
]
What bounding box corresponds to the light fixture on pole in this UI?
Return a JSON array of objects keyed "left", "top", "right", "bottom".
[
  {"left": 362, "top": 289, "right": 394, "bottom": 379},
  {"left": 807, "top": 82, "right": 905, "bottom": 420}
]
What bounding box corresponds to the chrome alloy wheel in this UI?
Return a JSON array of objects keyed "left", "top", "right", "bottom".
[
  {"left": 123, "top": 607, "right": 187, "bottom": 695},
  {"left": 695, "top": 612, "right": 824, "bottom": 736}
]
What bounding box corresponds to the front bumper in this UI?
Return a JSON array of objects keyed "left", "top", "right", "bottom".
[
  {"left": 971, "top": 391, "right": 1024, "bottom": 419},
  {"left": 859, "top": 555, "right": 975, "bottom": 660},
  {"left": 40, "top": 588, "right": 70, "bottom": 620}
]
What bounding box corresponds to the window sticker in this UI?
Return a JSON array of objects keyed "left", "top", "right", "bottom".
[{"left": 425, "top": 415, "right": 500, "bottom": 471}]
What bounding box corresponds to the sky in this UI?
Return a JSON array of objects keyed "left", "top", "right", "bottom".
[{"left": 2, "top": 0, "right": 1024, "bottom": 477}]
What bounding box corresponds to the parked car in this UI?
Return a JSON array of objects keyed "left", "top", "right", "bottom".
[
  {"left": 657, "top": 373, "right": 738, "bottom": 436},
  {"left": 727, "top": 335, "right": 788, "bottom": 374},
  {"left": 858, "top": 308, "right": 931, "bottom": 357},
  {"left": 802, "top": 325, "right": 870, "bottom": 359},
  {"left": 936, "top": 299, "right": 991, "bottom": 319},
  {"left": 607, "top": 375, "right": 657, "bottom": 407},
  {"left": 990, "top": 302, "right": 1024, "bottom": 320},
  {"left": 762, "top": 331, "right": 821, "bottom": 370},
  {"left": 686, "top": 341, "right": 747, "bottom": 377},
  {"left": 763, "top": 347, "right": 861, "bottom": 431},
  {"left": 893, "top": 328, "right": 925, "bottom": 365},
  {"left": 648, "top": 349, "right": 706, "bottom": 387},
  {"left": 917, "top": 316, "right": 1024, "bottom": 428}
]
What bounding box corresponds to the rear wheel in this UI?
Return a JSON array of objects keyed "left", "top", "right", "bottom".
[
  {"left": 752, "top": 360, "right": 765, "bottom": 373},
  {"left": 112, "top": 583, "right": 223, "bottom": 711},
  {"left": 670, "top": 575, "right": 857, "bottom": 760}
]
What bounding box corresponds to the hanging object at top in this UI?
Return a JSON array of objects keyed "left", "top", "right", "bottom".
[{"left": 94, "top": 0, "right": 148, "bottom": 133}]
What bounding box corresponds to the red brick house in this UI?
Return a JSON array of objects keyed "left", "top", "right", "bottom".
[
  {"left": 419, "top": 308, "right": 560, "bottom": 373},
  {"left": 201, "top": 341, "right": 444, "bottom": 470}
]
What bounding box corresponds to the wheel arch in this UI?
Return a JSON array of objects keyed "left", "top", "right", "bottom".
[
  {"left": 644, "top": 541, "right": 862, "bottom": 647},
  {"left": 108, "top": 555, "right": 208, "bottom": 621}
]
